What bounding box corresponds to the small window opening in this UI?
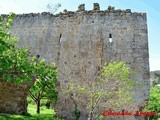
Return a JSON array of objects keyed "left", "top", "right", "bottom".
[
  {"left": 74, "top": 54, "right": 77, "bottom": 58},
  {"left": 58, "top": 34, "right": 62, "bottom": 43},
  {"left": 60, "top": 34, "right": 62, "bottom": 38},
  {"left": 109, "top": 33, "right": 112, "bottom": 43},
  {"left": 36, "top": 54, "right": 40, "bottom": 59}
]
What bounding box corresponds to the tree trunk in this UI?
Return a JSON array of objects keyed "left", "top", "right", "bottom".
[
  {"left": 88, "top": 111, "right": 93, "bottom": 120},
  {"left": 36, "top": 99, "right": 40, "bottom": 114}
]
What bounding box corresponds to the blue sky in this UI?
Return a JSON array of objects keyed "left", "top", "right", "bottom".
[{"left": 0, "top": 0, "right": 159, "bottom": 71}]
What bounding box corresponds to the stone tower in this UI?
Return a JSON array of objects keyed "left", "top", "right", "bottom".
[{"left": 2, "top": 3, "right": 149, "bottom": 119}]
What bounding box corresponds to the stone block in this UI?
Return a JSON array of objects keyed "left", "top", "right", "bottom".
[
  {"left": 0, "top": 81, "right": 30, "bottom": 114},
  {"left": 78, "top": 4, "right": 85, "bottom": 11},
  {"left": 93, "top": 3, "right": 100, "bottom": 11}
]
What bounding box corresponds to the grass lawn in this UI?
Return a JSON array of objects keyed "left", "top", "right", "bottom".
[
  {"left": 0, "top": 104, "right": 57, "bottom": 120},
  {"left": 0, "top": 104, "right": 159, "bottom": 120}
]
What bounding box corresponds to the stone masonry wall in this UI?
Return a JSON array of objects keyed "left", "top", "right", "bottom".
[
  {"left": 1, "top": 3, "right": 150, "bottom": 119},
  {"left": 0, "top": 80, "right": 29, "bottom": 114}
]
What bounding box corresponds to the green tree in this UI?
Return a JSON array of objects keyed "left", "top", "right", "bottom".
[
  {"left": 28, "top": 59, "right": 58, "bottom": 114},
  {"left": 0, "top": 13, "right": 32, "bottom": 83},
  {"left": 62, "top": 61, "right": 137, "bottom": 120},
  {"left": 0, "top": 13, "right": 58, "bottom": 114}
]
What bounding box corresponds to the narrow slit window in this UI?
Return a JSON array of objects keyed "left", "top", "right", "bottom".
[
  {"left": 58, "top": 34, "right": 62, "bottom": 43},
  {"left": 109, "top": 33, "right": 112, "bottom": 43},
  {"left": 60, "top": 34, "right": 62, "bottom": 38}
]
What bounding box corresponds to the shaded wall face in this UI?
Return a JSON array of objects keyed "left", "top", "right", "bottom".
[
  {"left": 0, "top": 81, "right": 29, "bottom": 114},
  {"left": 10, "top": 11, "right": 149, "bottom": 118}
]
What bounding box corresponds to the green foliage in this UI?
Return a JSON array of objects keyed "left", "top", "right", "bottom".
[
  {"left": 0, "top": 103, "right": 57, "bottom": 120},
  {"left": 0, "top": 13, "right": 33, "bottom": 83},
  {"left": 144, "top": 86, "right": 160, "bottom": 113},
  {"left": 73, "top": 109, "right": 80, "bottom": 120},
  {"left": 143, "top": 86, "right": 160, "bottom": 120},
  {"left": 29, "top": 61, "right": 58, "bottom": 108},
  {"left": 62, "top": 61, "right": 137, "bottom": 119},
  {"left": 28, "top": 58, "right": 58, "bottom": 114},
  {"left": 0, "top": 13, "right": 58, "bottom": 113},
  {"left": 27, "top": 96, "right": 50, "bottom": 107}
]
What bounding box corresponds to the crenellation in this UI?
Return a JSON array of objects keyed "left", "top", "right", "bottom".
[
  {"left": 1, "top": 6, "right": 147, "bottom": 21},
  {"left": 78, "top": 4, "right": 85, "bottom": 11},
  {"left": 126, "top": 9, "right": 131, "bottom": 13},
  {"left": 93, "top": 3, "right": 100, "bottom": 11},
  {"left": 143, "top": 13, "right": 147, "bottom": 20},
  {"left": 107, "top": 6, "right": 112, "bottom": 11},
  {"left": 63, "top": 9, "right": 67, "bottom": 13}
]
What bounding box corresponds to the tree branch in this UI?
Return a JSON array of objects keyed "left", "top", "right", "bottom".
[
  {"left": 70, "top": 94, "right": 77, "bottom": 112},
  {"left": 29, "top": 91, "right": 37, "bottom": 102},
  {"left": 92, "top": 89, "right": 104, "bottom": 112}
]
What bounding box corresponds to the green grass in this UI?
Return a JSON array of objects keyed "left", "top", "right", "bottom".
[
  {"left": 28, "top": 104, "right": 54, "bottom": 115},
  {"left": 0, "top": 104, "right": 57, "bottom": 120},
  {"left": 0, "top": 104, "right": 159, "bottom": 120}
]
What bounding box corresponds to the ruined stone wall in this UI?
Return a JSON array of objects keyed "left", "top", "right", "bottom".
[
  {"left": 5, "top": 3, "right": 150, "bottom": 119},
  {"left": 0, "top": 79, "right": 29, "bottom": 114}
]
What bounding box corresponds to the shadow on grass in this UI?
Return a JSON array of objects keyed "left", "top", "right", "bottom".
[{"left": 0, "top": 113, "right": 56, "bottom": 120}]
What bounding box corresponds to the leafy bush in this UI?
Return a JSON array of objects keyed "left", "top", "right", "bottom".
[
  {"left": 144, "top": 86, "right": 160, "bottom": 112},
  {"left": 62, "top": 61, "right": 137, "bottom": 119},
  {"left": 144, "top": 86, "right": 160, "bottom": 119}
]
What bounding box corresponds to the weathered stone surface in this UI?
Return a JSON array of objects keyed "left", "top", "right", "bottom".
[
  {"left": 78, "top": 4, "right": 85, "bottom": 11},
  {"left": 0, "top": 4, "right": 149, "bottom": 119},
  {"left": 93, "top": 3, "right": 100, "bottom": 11},
  {"left": 0, "top": 81, "right": 29, "bottom": 114}
]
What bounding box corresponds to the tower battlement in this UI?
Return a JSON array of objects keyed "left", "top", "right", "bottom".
[{"left": 2, "top": 3, "right": 147, "bottom": 20}]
